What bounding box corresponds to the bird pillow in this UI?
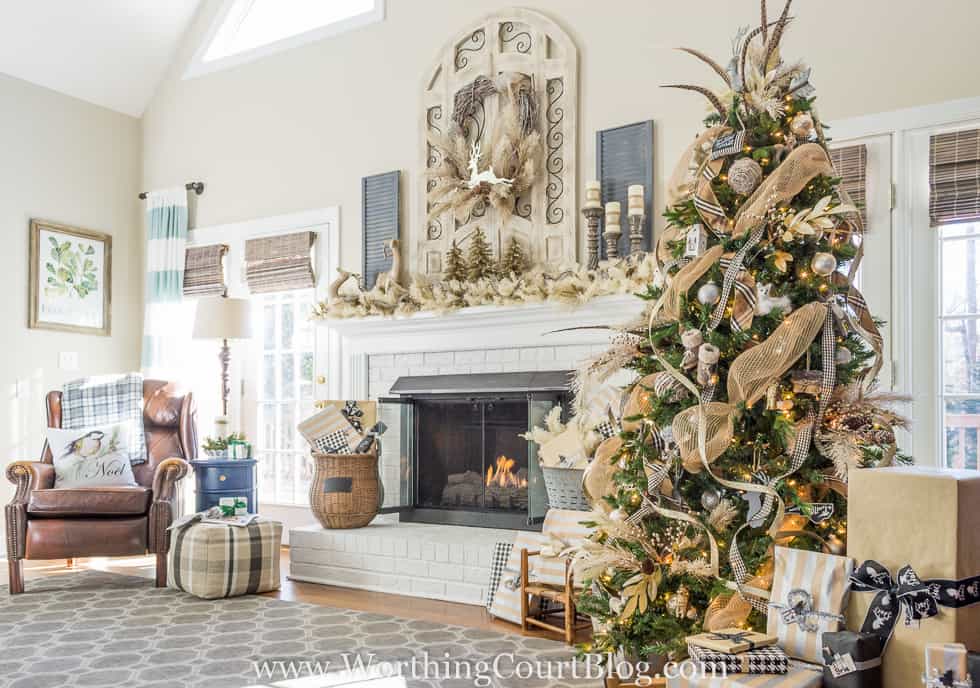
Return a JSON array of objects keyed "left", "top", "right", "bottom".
[{"left": 45, "top": 420, "right": 139, "bottom": 488}]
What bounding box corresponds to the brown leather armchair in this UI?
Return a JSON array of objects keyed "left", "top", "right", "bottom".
[{"left": 5, "top": 379, "right": 197, "bottom": 593}]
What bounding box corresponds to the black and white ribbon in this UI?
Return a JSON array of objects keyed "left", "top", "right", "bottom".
[{"left": 850, "top": 560, "right": 980, "bottom": 647}]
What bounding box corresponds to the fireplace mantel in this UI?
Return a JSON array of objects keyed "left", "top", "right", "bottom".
[{"left": 320, "top": 294, "right": 644, "bottom": 400}]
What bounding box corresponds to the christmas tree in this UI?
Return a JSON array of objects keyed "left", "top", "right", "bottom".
[
  {"left": 574, "top": 0, "right": 906, "bottom": 659},
  {"left": 466, "top": 227, "right": 495, "bottom": 282},
  {"left": 443, "top": 240, "right": 467, "bottom": 282},
  {"left": 499, "top": 236, "right": 528, "bottom": 277}
]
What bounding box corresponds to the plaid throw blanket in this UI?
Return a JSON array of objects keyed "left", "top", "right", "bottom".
[{"left": 61, "top": 373, "right": 146, "bottom": 465}]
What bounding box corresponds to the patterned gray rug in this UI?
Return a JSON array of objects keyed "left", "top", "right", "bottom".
[{"left": 0, "top": 571, "right": 603, "bottom": 688}]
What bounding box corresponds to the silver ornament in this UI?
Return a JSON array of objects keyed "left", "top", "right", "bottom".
[
  {"left": 836, "top": 347, "right": 853, "bottom": 364},
  {"left": 700, "top": 487, "right": 722, "bottom": 510},
  {"left": 790, "top": 111, "right": 815, "bottom": 139},
  {"left": 609, "top": 508, "right": 627, "bottom": 522},
  {"left": 810, "top": 252, "right": 837, "bottom": 277},
  {"left": 727, "top": 157, "right": 763, "bottom": 195},
  {"left": 697, "top": 281, "right": 721, "bottom": 305}
]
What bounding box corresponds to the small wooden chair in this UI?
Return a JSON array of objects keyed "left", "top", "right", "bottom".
[{"left": 519, "top": 547, "right": 591, "bottom": 644}]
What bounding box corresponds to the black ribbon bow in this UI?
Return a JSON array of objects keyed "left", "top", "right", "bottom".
[
  {"left": 342, "top": 400, "right": 365, "bottom": 432},
  {"left": 707, "top": 630, "right": 756, "bottom": 650},
  {"left": 849, "top": 560, "right": 980, "bottom": 647}
]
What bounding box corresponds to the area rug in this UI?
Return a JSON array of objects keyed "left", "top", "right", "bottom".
[{"left": 0, "top": 571, "right": 605, "bottom": 688}]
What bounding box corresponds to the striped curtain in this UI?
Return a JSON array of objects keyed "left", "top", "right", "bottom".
[{"left": 141, "top": 188, "right": 189, "bottom": 377}]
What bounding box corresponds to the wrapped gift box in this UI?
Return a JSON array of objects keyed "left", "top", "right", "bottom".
[
  {"left": 767, "top": 546, "right": 854, "bottom": 664},
  {"left": 687, "top": 643, "right": 788, "bottom": 674},
  {"left": 666, "top": 661, "right": 821, "bottom": 688},
  {"left": 846, "top": 467, "right": 980, "bottom": 688},
  {"left": 924, "top": 643, "right": 970, "bottom": 688},
  {"left": 821, "top": 631, "right": 882, "bottom": 688},
  {"left": 686, "top": 629, "right": 777, "bottom": 654}
]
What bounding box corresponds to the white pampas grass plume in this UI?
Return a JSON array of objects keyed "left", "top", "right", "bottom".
[{"left": 707, "top": 498, "right": 739, "bottom": 532}]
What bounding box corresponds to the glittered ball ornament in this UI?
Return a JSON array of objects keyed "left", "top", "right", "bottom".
[
  {"left": 727, "top": 157, "right": 764, "bottom": 195},
  {"left": 608, "top": 508, "right": 627, "bottom": 522},
  {"left": 836, "top": 347, "right": 853, "bottom": 364},
  {"left": 810, "top": 252, "right": 837, "bottom": 277},
  {"left": 697, "top": 281, "right": 721, "bottom": 305},
  {"left": 700, "top": 487, "right": 722, "bottom": 510},
  {"left": 790, "top": 111, "right": 815, "bottom": 138}
]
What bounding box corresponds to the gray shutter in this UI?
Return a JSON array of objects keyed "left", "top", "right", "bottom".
[
  {"left": 596, "top": 121, "right": 654, "bottom": 258},
  {"left": 362, "top": 171, "right": 401, "bottom": 289}
]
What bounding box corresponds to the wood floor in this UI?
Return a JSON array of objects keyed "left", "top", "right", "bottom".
[{"left": 3, "top": 548, "right": 589, "bottom": 643}]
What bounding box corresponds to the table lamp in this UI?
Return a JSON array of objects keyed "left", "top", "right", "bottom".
[{"left": 193, "top": 296, "right": 253, "bottom": 434}]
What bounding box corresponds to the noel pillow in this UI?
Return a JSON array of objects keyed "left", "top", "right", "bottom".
[{"left": 46, "top": 421, "right": 139, "bottom": 488}]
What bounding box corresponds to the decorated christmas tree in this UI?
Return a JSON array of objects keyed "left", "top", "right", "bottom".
[
  {"left": 574, "top": 0, "right": 907, "bottom": 659},
  {"left": 443, "top": 239, "right": 468, "bottom": 282},
  {"left": 500, "top": 236, "right": 529, "bottom": 277},
  {"left": 466, "top": 227, "right": 495, "bottom": 282}
]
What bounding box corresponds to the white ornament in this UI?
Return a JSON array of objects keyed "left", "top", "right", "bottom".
[
  {"left": 700, "top": 487, "right": 721, "bottom": 510},
  {"left": 811, "top": 252, "right": 837, "bottom": 277},
  {"left": 697, "top": 281, "right": 721, "bottom": 305},
  {"left": 836, "top": 348, "right": 853, "bottom": 364},
  {"left": 609, "top": 508, "right": 627, "bottom": 522},
  {"left": 790, "top": 112, "right": 815, "bottom": 139},
  {"left": 755, "top": 283, "right": 794, "bottom": 316}
]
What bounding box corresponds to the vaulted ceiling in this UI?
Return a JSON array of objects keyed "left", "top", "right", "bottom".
[{"left": 0, "top": 0, "right": 201, "bottom": 117}]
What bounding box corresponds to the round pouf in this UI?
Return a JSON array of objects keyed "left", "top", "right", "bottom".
[{"left": 310, "top": 451, "right": 381, "bottom": 529}]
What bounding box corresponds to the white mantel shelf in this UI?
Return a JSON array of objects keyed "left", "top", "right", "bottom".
[{"left": 320, "top": 294, "right": 643, "bottom": 399}]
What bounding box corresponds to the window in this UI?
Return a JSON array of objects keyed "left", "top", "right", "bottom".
[
  {"left": 186, "top": 0, "right": 385, "bottom": 78},
  {"left": 939, "top": 223, "right": 980, "bottom": 468},
  {"left": 254, "top": 289, "right": 317, "bottom": 505}
]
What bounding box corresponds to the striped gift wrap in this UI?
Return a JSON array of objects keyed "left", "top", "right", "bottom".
[{"left": 168, "top": 519, "right": 283, "bottom": 599}]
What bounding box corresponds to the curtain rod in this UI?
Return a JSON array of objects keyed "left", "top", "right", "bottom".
[{"left": 138, "top": 181, "right": 205, "bottom": 200}]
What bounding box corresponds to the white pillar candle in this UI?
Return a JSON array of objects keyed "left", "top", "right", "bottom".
[
  {"left": 584, "top": 180, "right": 602, "bottom": 209},
  {"left": 628, "top": 184, "right": 645, "bottom": 216},
  {"left": 605, "top": 201, "right": 621, "bottom": 229}
]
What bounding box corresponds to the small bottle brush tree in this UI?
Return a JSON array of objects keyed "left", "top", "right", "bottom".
[
  {"left": 499, "top": 236, "right": 529, "bottom": 277},
  {"left": 443, "top": 240, "right": 468, "bottom": 282},
  {"left": 573, "top": 0, "right": 907, "bottom": 660},
  {"left": 466, "top": 227, "right": 495, "bottom": 282}
]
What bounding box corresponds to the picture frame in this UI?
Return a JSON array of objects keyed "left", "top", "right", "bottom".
[{"left": 29, "top": 219, "right": 112, "bottom": 336}]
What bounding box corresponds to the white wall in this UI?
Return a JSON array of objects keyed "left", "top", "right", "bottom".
[
  {"left": 142, "top": 0, "right": 980, "bottom": 273},
  {"left": 0, "top": 74, "right": 142, "bottom": 516}
]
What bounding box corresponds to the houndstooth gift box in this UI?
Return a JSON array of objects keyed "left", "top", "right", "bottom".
[
  {"left": 667, "top": 660, "right": 823, "bottom": 688},
  {"left": 687, "top": 643, "right": 788, "bottom": 674},
  {"left": 766, "top": 546, "right": 854, "bottom": 664}
]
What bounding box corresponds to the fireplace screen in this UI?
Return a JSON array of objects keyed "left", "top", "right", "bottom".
[{"left": 377, "top": 371, "right": 571, "bottom": 530}]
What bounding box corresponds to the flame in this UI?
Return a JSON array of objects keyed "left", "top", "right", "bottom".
[{"left": 485, "top": 455, "right": 527, "bottom": 488}]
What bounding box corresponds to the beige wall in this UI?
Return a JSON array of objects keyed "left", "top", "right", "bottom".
[
  {"left": 142, "top": 0, "right": 980, "bottom": 271},
  {"left": 0, "top": 74, "right": 142, "bottom": 515}
]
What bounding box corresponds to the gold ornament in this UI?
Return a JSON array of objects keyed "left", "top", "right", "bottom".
[
  {"left": 728, "top": 157, "right": 764, "bottom": 195},
  {"left": 666, "top": 585, "right": 691, "bottom": 618},
  {"left": 628, "top": 491, "right": 643, "bottom": 507},
  {"left": 790, "top": 112, "right": 815, "bottom": 138}
]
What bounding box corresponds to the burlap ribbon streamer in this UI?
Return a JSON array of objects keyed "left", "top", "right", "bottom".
[
  {"left": 728, "top": 302, "right": 829, "bottom": 406},
  {"left": 672, "top": 402, "right": 735, "bottom": 473},
  {"left": 732, "top": 143, "right": 836, "bottom": 238},
  {"left": 667, "top": 125, "right": 727, "bottom": 208},
  {"left": 661, "top": 244, "right": 724, "bottom": 321}
]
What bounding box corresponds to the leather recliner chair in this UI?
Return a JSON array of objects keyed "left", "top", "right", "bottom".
[{"left": 5, "top": 379, "right": 197, "bottom": 593}]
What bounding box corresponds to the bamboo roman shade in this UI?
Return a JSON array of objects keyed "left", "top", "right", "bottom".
[
  {"left": 829, "top": 144, "right": 867, "bottom": 227},
  {"left": 183, "top": 244, "right": 227, "bottom": 297},
  {"left": 930, "top": 128, "right": 980, "bottom": 227},
  {"left": 244, "top": 231, "right": 316, "bottom": 293}
]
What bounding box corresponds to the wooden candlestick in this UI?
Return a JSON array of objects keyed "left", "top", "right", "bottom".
[
  {"left": 628, "top": 213, "right": 645, "bottom": 256},
  {"left": 604, "top": 228, "right": 622, "bottom": 259},
  {"left": 582, "top": 207, "right": 603, "bottom": 269}
]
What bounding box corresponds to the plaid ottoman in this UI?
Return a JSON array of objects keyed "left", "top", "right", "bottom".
[{"left": 167, "top": 519, "right": 283, "bottom": 599}]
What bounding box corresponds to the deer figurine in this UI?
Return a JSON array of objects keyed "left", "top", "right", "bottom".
[
  {"left": 466, "top": 141, "right": 514, "bottom": 190},
  {"left": 374, "top": 239, "right": 402, "bottom": 292}
]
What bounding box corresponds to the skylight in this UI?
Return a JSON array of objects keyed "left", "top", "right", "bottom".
[{"left": 186, "top": 0, "right": 384, "bottom": 78}]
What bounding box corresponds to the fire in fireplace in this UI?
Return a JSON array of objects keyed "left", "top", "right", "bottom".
[{"left": 378, "top": 371, "right": 571, "bottom": 530}]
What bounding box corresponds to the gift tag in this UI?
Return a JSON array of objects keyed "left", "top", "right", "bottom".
[
  {"left": 827, "top": 652, "right": 857, "bottom": 678},
  {"left": 684, "top": 224, "right": 708, "bottom": 258}
]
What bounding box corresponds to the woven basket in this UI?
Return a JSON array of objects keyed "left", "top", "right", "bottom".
[
  {"left": 309, "top": 451, "right": 380, "bottom": 529},
  {"left": 542, "top": 466, "right": 589, "bottom": 511}
]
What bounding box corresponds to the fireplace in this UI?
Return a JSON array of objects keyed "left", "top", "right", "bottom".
[{"left": 377, "top": 372, "right": 571, "bottom": 530}]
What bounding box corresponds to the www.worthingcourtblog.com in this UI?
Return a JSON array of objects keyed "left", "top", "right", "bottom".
[{"left": 251, "top": 652, "right": 731, "bottom": 687}]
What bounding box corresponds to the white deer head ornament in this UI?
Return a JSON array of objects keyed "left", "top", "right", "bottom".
[{"left": 466, "top": 141, "right": 514, "bottom": 190}]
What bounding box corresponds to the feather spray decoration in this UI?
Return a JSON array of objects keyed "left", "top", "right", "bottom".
[
  {"left": 676, "top": 48, "right": 732, "bottom": 87},
  {"left": 763, "top": 0, "right": 794, "bottom": 72},
  {"left": 760, "top": 0, "right": 768, "bottom": 46},
  {"left": 738, "top": 21, "right": 779, "bottom": 92},
  {"left": 661, "top": 84, "right": 728, "bottom": 119}
]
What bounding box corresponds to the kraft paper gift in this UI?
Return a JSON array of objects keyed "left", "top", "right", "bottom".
[
  {"left": 666, "top": 661, "right": 822, "bottom": 688},
  {"left": 924, "top": 643, "right": 970, "bottom": 688},
  {"left": 846, "top": 467, "right": 980, "bottom": 688},
  {"left": 686, "top": 628, "right": 777, "bottom": 654},
  {"left": 766, "top": 546, "right": 854, "bottom": 664}
]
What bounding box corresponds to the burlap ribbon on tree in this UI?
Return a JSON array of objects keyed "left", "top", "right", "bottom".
[{"left": 661, "top": 244, "right": 724, "bottom": 321}]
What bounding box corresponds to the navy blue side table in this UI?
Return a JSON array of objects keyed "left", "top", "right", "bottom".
[{"left": 190, "top": 459, "right": 258, "bottom": 514}]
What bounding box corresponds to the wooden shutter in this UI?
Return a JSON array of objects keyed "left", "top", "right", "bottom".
[
  {"left": 930, "top": 128, "right": 980, "bottom": 227},
  {"left": 597, "top": 121, "right": 654, "bottom": 258},
  {"left": 183, "top": 244, "right": 227, "bottom": 297},
  {"left": 244, "top": 231, "right": 316, "bottom": 294},
  {"left": 829, "top": 144, "right": 868, "bottom": 227},
  {"left": 362, "top": 171, "right": 400, "bottom": 289}
]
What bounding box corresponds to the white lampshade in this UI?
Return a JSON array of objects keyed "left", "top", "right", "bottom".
[{"left": 192, "top": 297, "right": 253, "bottom": 340}]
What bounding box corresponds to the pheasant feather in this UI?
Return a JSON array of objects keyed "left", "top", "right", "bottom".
[
  {"left": 661, "top": 84, "right": 728, "bottom": 119},
  {"left": 677, "top": 47, "right": 732, "bottom": 87}
]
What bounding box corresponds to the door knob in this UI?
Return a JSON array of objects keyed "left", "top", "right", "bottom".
[
  {"left": 316, "top": 375, "right": 326, "bottom": 384},
  {"left": 314, "top": 400, "right": 327, "bottom": 409}
]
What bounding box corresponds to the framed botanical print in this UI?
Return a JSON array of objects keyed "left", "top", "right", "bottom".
[{"left": 29, "top": 219, "right": 112, "bottom": 336}]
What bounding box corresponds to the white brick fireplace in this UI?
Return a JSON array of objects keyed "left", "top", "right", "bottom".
[{"left": 289, "top": 295, "right": 643, "bottom": 605}]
